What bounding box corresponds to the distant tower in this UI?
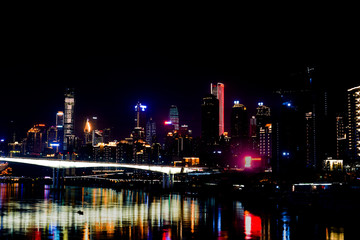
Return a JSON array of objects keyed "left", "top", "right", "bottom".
[
  {"left": 347, "top": 86, "right": 360, "bottom": 161},
  {"left": 84, "top": 118, "right": 92, "bottom": 144},
  {"left": 230, "top": 101, "right": 248, "bottom": 146},
  {"left": 255, "top": 102, "right": 271, "bottom": 129},
  {"left": 255, "top": 102, "right": 272, "bottom": 167},
  {"left": 134, "top": 101, "right": 147, "bottom": 129},
  {"left": 56, "top": 111, "right": 64, "bottom": 151},
  {"left": 336, "top": 114, "right": 346, "bottom": 159},
  {"left": 63, "top": 88, "right": 75, "bottom": 152},
  {"left": 47, "top": 126, "right": 59, "bottom": 152},
  {"left": 201, "top": 94, "right": 219, "bottom": 145},
  {"left": 210, "top": 82, "right": 224, "bottom": 135},
  {"left": 146, "top": 118, "right": 157, "bottom": 145},
  {"left": 305, "top": 112, "right": 315, "bottom": 168},
  {"left": 169, "top": 105, "right": 179, "bottom": 131}
]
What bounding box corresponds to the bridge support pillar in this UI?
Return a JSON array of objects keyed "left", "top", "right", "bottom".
[
  {"left": 162, "top": 173, "right": 174, "bottom": 189},
  {"left": 52, "top": 168, "right": 64, "bottom": 190}
]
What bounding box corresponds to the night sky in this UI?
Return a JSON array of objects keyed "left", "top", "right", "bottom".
[{"left": 1, "top": 8, "right": 359, "bottom": 140}]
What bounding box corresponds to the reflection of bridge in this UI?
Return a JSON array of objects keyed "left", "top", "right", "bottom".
[{"left": 0, "top": 157, "right": 203, "bottom": 174}]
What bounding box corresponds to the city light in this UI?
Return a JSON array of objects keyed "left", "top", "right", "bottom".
[
  {"left": 282, "top": 101, "right": 292, "bottom": 107},
  {"left": 135, "top": 104, "right": 147, "bottom": 111},
  {"left": 282, "top": 152, "right": 290, "bottom": 156},
  {"left": 245, "top": 156, "right": 252, "bottom": 168},
  {"left": 234, "top": 100, "right": 240, "bottom": 104},
  {"left": 258, "top": 102, "right": 264, "bottom": 106}
]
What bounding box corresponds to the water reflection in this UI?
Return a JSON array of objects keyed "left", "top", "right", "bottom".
[{"left": 0, "top": 183, "right": 347, "bottom": 239}]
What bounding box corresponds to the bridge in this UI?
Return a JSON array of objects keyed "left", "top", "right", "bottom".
[
  {"left": 0, "top": 157, "right": 205, "bottom": 189},
  {"left": 0, "top": 157, "right": 203, "bottom": 175}
]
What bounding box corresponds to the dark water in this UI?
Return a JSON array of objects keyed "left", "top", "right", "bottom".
[{"left": 0, "top": 183, "right": 349, "bottom": 239}]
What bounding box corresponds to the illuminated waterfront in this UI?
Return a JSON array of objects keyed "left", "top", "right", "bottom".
[{"left": 0, "top": 183, "right": 351, "bottom": 239}]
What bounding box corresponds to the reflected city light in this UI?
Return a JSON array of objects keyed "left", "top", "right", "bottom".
[
  {"left": 0, "top": 183, "right": 346, "bottom": 239},
  {"left": 244, "top": 210, "right": 262, "bottom": 239}
]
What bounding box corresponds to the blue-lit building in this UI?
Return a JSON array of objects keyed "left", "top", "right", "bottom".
[{"left": 169, "top": 105, "right": 179, "bottom": 131}]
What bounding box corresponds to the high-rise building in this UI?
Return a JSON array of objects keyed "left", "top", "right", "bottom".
[
  {"left": 259, "top": 123, "right": 272, "bottom": 159},
  {"left": 103, "top": 128, "right": 112, "bottom": 143},
  {"left": 84, "top": 118, "right": 92, "bottom": 144},
  {"left": 92, "top": 130, "right": 103, "bottom": 146},
  {"left": 210, "top": 83, "right": 224, "bottom": 135},
  {"left": 256, "top": 102, "right": 271, "bottom": 129},
  {"left": 201, "top": 94, "right": 219, "bottom": 145},
  {"left": 230, "top": 101, "right": 248, "bottom": 141},
  {"left": 146, "top": 117, "right": 157, "bottom": 145},
  {"left": 56, "top": 111, "right": 64, "bottom": 151},
  {"left": 347, "top": 86, "right": 360, "bottom": 161},
  {"left": 47, "top": 126, "right": 59, "bottom": 153},
  {"left": 305, "top": 112, "right": 316, "bottom": 168},
  {"left": 26, "top": 124, "right": 47, "bottom": 156},
  {"left": 336, "top": 114, "right": 346, "bottom": 159},
  {"left": 134, "top": 102, "right": 147, "bottom": 129},
  {"left": 169, "top": 105, "right": 179, "bottom": 131},
  {"left": 56, "top": 111, "right": 64, "bottom": 128},
  {"left": 63, "top": 88, "right": 75, "bottom": 152}
]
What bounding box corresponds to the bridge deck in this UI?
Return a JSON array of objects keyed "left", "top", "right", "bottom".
[{"left": 0, "top": 157, "right": 203, "bottom": 174}]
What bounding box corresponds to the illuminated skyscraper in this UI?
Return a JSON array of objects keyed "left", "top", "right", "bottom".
[
  {"left": 210, "top": 82, "right": 224, "bottom": 135},
  {"left": 336, "top": 114, "right": 346, "bottom": 159},
  {"left": 256, "top": 102, "right": 271, "bottom": 129},
  {"left": 56, "top": 111, "right": 64, "bottom": 128},
  {"left": 63, "top": 88, "right": 75, "bottom": 152},
  {"left": 134, "top": 102, "right": 147, "bottom": 129},
  {"left": 56, "top": 111, "right": 64, "bottom": 151},
  {"left": 26, "top": 124, "right": 47, "bottom": 156},
  {"left": 84, "top": 118, "right": 92, "bottom": 144},
  {"left": 255, "top": 102, "right": 272, "bottom": 168},
  {"left": 347, "top": 86, "right": 360, "bottom": 161},
  {"left": 146, "top": 117, "right": 157, "bottom": 145},
  {"left": 169, "top": 105, "right": 179, "bottom": 131},
  {"left": 47, "top": 126, "right": 59, "bottom": 152}
]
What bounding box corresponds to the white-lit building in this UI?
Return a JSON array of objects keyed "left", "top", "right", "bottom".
[
  {"left": 64, "top": 88, "right": 75, "bottom": 151},
  {"left": 347, "top": 86, "right": 360, "bottom": 161},
  {"left": 210, "top": 82, "right": 224, "bottom": 136}
]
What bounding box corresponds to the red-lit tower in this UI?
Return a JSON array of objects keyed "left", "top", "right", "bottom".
[{"left": 210, "top": 82, "right": 224, "bottom": 136}]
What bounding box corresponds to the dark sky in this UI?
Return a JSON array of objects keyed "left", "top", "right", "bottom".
[{"left": 1, "top": 8, "right": 359, "bottom": 139}]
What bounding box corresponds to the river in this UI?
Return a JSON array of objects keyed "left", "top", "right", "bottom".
[{"left": 0, "top": 183, "right": 350, "bottom": 239}]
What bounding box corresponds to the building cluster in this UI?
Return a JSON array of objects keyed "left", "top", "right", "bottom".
[
  {"left": 199, "top": 72, "right": 360, "bottom": 174},
  {"left": 200, "top": 83, "right": 272, "bottom": 170},
  {"left": 2, "top": 70, "right": 360, "bottom": 174},
  {"left": 2, "top": 89, "right": 197, "bottom": 167}
]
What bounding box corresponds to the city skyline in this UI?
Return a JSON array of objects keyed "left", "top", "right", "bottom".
[
  {"left": 1, "top": 8, "right": 360, "bottom": 239},
  {"left": 0, "top": 65, "right": 357, "bottom": 141}
]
